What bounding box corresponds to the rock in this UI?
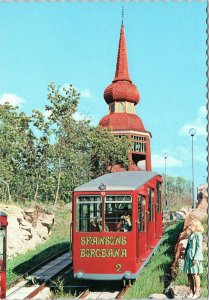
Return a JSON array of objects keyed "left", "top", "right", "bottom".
[
  {"left": 180, "top": 206, "right": 192, "bottom": 215},
  {"left": 0, "top": 204, "right": 55, "bottom": 259},
  {"left": 196, "top": 183, "right": 208, "bottom": 210},
  {"left": 167, "top": 283, "right": 189, "bottom": 299},
  {"left": 148, "top": 294, "right": 168, "bottom": 299},
  {"left": 189, "top": 208, "right": 207, "bottom": 221},
  {"left": 170, "top": 212, "right": 184, "bottom": 221},
  {"left": 39, "top": 213, "right": 55, "bottom": 233},
  {"left": 36, "top": 222, "right": 49, "bottom": 240},
  {"left": 176, "top": 258, "right": 184, "bottom": 270},
  {"left": 25, "top": 208, "right": 35, "bottom": 214}
]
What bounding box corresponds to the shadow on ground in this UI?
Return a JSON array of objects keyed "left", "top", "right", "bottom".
[{"left": 13, "top": 242, "right": 70, "bottom": 276}]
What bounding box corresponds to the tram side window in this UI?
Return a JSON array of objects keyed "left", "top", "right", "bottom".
[
  {"left": 138, "top": 195, "right": 146, "bottom": 232},
  {"left": 76, "top": 196, "right": 102, "bottom": 232},
  {"left": 148, "top": 188, "right": 154, "bottom": 222},
  {"left": 105, "top": 195, "right": 132, "bottom": 232},
  {"left": 156, "top": 182, "right": 162, "bottom": 213},
  {"left": 0, "top": 228, "right": 5, "bottom": 271}
]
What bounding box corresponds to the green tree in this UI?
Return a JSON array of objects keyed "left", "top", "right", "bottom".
[
  {"left": 0, "top": 103, "right": 36, "bottom": 202},
  {"left": 0, "top": 82, "right": 131, "bottom": 204},
  {"left": 45, "top": 83, "right": 130, "bottom": 204},
  {"left": 162, "top": 174, "right": 191, "bottom": 208}
]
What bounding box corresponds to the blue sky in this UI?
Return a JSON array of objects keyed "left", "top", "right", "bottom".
[{"left": 0, "top": 2, "right": 207, "bottom": 189}]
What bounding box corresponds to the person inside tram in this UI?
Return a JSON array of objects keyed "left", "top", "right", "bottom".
[
  {"left": 117, "top": 214, "right": 132, "bottom": 232},
  {"left": 90, "top": 217, "right": 109, "bottom": 232},
  {"left": 90, "top": 217, "right": 100, "bottom": 232}
]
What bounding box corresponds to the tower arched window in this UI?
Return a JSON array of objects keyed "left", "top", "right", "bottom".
[
  {"left": 109, "top": 103, "right": 115, "bottom": 113},
  {"left": 126, "top": 102, "right": 133, "bottom": 113},
  {"left": 118, "top": 102, "right": 125, "bottom": 112}
]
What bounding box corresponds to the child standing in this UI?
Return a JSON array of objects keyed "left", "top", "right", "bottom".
[{"left": 183, "top": 219, "right": 204, "bottom": 299}]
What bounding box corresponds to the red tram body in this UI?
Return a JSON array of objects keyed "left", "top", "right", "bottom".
[
  {"left": 72, "top": 171, "right": 163, "bottom": 281},
  {"left": 0, "top": 212, "right": 8, "bottom": 299}
]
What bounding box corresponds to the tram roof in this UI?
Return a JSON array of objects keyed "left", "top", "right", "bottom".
[{"left": 75, "top": 171, "right": 160, "bottom": 192}]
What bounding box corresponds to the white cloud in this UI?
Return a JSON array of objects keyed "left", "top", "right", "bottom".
[
  {"left": 174, "top": 144, "right": 207, "bottom": 164},
  {"left": 72, "top": 112, "right": 92, "bottom": 122},
  {"left": 0, "top": 93, "right": 25, "bottom": 106},
  {"left": 152, "top": 153, "right": 182, "bottom": 168},
  {"left": 61, "top": 83, "right": 93, "bottom": 99},
  {"left": 179, "top": 105, "right": 207, "bottom": 137},
  {"left": 43, "top": 109, "right": 93, "bottom": 123},
  {"left": 80, "top": 89, "right": 92, "bottom": 99}
]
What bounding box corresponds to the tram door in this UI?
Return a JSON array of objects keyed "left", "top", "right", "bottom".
[
  {"left": 147, "top": 187, "right": 155, "bottom": 248},
  {"left": 137, "top": 195, "right": 147, "bottom": 260},
  {"left": 0, "top": 212, "right": 7, "bottom": 300},
  {"left": 155, "top": 182, "right": 163, "bottom": 239}
]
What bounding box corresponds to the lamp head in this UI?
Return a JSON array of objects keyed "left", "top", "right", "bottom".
[
  {"left": 189, "top": 128, "right": 196, "bottom": 137},
  {"left": 98, "top": 183, "right": 106, "bottom": 190}
]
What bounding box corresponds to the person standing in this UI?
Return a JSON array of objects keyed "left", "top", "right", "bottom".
[{"left": 183, "top": 219, "right": 204, "bottom": 299}]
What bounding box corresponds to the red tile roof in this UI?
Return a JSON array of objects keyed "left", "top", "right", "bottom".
[
  {"left": 104, "top": 81, "right": 140, "bottom": 105},
  {"left": 99, "top": 113, "right": 146, "bottom": 132},
  {"left": 114, "top": 24, "right": 130, "bottom": 82}
]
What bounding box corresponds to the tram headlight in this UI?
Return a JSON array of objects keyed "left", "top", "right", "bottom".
[
  {"left": 76, "top": 271, "right": 84, "bottom": 279},
  {"left": 124, "top": 271, "right": 132, "bottom": 279}
]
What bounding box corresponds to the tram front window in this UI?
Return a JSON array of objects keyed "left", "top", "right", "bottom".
[
  {"left": 0, "top": 228, "right": 5, "bottom": 271},
  {"left": 105, "top": 195, "right": 132, "bottom": 232},
  {"left": 76, "top": 196, "right": 102, "bottom": 232}
]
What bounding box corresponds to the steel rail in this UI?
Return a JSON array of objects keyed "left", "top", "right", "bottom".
[
  {"left": 6, "top": 251, "right": 72, "bottom": 300},
  {"left": 7, "top": 247, "right": 70, "bottom": 289}
]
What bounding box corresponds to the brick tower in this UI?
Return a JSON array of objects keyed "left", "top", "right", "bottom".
[{"left": 99, "top": 21, "right": 152, "bottom": 171}]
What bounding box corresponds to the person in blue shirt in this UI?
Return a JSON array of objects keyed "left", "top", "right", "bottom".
[{"left": 183, "top": 219, "right": 204, "bottom": 299}]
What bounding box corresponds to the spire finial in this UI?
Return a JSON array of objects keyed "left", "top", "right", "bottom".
[{"left": 122, "top": 7, "right": 124, "bottom": 25}]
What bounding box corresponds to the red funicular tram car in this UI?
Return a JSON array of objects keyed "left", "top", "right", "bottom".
[
  {"left": 72, "top": 171, "right": 163, "bottom": 282},
  {"left": 0, "top": 212, "right": 8, "bottom": 299}
]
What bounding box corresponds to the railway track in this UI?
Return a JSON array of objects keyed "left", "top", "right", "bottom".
[
  {"left": 77, "top": 284, "right": 130, "bottom": 299},
  {"left": 6, "top": 249, "right": 71, "bottom": 300}
]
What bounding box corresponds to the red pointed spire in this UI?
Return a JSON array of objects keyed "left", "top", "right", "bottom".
[
  {"left": 103, "top": 21, "right": 140, "bottom": 105},
  {"left": 113, "top": 24, "right": 131, "bottom": 82}
]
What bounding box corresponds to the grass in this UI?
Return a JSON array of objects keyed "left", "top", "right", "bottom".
[
  {"left": 7, "top": 202, "right": 71, "bottom": 285},
  {"left": 125, "top": 222, "right": 184, "bottom": 299}
]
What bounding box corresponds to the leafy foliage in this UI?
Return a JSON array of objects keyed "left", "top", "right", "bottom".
[
  {"left": 162, "top": 174, "right": 192, "bottom": 209},
  {"left": 0, "top": 83, "right": 130, "bottom": 204}
]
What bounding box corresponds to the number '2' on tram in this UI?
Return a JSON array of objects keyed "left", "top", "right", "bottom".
[{"left": 72, "top": 171, "right": 163, "bottom": 282}]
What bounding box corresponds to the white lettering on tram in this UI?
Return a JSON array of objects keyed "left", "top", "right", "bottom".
[
  {"left": 80, "top": 248, "right": 127, "bottom": 258},
  {"left": 80, "top": 236, "right": 127, "bottom": 246}
]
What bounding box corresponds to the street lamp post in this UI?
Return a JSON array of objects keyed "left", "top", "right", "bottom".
[
  {"left": 189, "top": 128, "right": 196, "bottom": 209},
  {"left": 164, "top": 153, "right": 168, "bottom": 209}
]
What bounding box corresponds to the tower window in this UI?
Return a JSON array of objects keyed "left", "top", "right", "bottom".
[
  {"left": 109, "top": 103, "right": 115, "bottom": 113},
  {"left": 117, "top": 102, "right": 125, "bottom": 112},
  {"left": 126, "top": 102, "right": 133, "bottom": 113}
]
